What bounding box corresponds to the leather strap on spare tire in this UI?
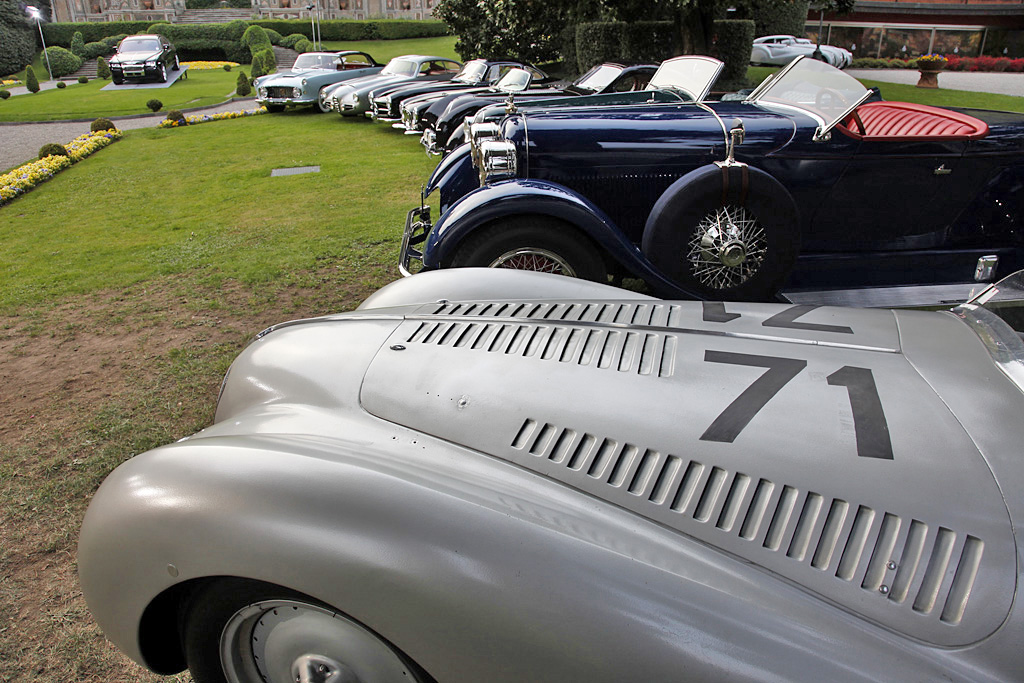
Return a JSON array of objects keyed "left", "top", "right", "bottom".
[{"left": 641, "top": 163, "right": 801, "bottom": 301}]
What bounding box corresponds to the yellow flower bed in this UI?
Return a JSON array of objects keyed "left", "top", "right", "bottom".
[
  {"left": 1, "top": 79, "right": 22, "bottom": 87},
  {"left": 180, "top": 61, "right": 241, "bottom": 70},
  {"left": 0, "top": 129, "right": 123, "bottom": 207},
  {"left": 157, "top": 106, "right": 267, "bottom": 129}
]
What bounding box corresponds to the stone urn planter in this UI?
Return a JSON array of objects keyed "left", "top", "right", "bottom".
[
  {"left": 916, "top": 69, "right": 941, "bottom": 88},
  {"left": 914, "top": 56, "right": 948, "bottom": 89}
]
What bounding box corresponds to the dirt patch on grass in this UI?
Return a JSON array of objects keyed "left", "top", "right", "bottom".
[{"left": 0, "top": 267, "right": 387, "bottom": 682}]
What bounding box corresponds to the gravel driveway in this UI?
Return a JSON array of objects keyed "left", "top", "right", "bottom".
[{"left": 0, "top": 98, "right": 259, "bottom": 171}]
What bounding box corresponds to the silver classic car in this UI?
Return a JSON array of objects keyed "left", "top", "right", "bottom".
[
  {"left": 253, "top": 51, "right": 383, "bottom": 112},
  {"left": 322, "top": 54, "right": 462, "bottom": 117},
  {"left": 79, "top": 268, "right": 1024, "bottom": 682}
]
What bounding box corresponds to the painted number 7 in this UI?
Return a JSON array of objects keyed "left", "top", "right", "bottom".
[{"left": 700, "top": 351, "right": 893, "bottom": 460}]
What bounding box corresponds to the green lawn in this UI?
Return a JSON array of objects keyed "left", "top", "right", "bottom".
[
  {"left": 0, "top": 69, "right": 240, "bottom": 121},
  {"left": 0, "top": 111, "right": 436, "bottom": 312},
  {"left": 320, "top": 36, "right": 459, "bottom": 62}
]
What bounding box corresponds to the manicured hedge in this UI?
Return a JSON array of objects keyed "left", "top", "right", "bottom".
[
  {"left": 574, "top": 21, "right": 676, "bottom": 72},
  {"left": 0, "top": 0, "right": 37, "bottom": 77},
  {"left": 711, "top": 19, "right": 755, "bottom": 89},
  {"left": 43, "top": 21, "right": 153, "bottom": 46},
  {"left": 149, "top": 20, "right": 250, "bottom": 62},
  {"left": 251, "top": 19, "right": 448, "bottom": 41}
]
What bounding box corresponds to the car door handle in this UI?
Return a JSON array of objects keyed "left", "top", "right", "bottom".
[{"left": 934, "top": 164, "right": 952, "bottom": 175}]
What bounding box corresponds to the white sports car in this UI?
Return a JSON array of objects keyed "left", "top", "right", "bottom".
[
  {"left": 79, "top": 268, "right": 1024, "bottom": 682},
  {"left": 752, "top": 35, "right": 852, "bottom": 68}
]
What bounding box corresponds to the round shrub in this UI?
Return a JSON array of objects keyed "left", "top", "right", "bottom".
[
  {"left": 146, "top": 98, "right": 163, "bottom": 112},
  {"left": 43, "top": 46, "right": 83, "bottom": 78},
  {"left": 90, "top": 117, "right": 117, "bottom": 132},
  {"left": 263, "top": 28, "right": 282, "bottom": 45},
  {"left": 101, "top": 34, "right": 128, "bottom": 49},
  {"left": 280, "top": 33, "right": 306, "bottom": 49},
  {"left": 223, "top": 63, "right": 232, "bottom": 71},
  {"left": 83, "top": 41, "right": 113, "bottom": 60},
  {"left": 78, "top": 75, "right": 88, "bottom": 84},
  {"left": 70, "top": 31, "right": 86, "bottom": 57},
  {"left": 97, "top": 56, "right": 111, "bottom": 80},
  {"left": 56, "top": 81, "right": 67, "bottom": 88},
  {"left": 241, "top": 25, "right": 273, "bottom": 52},
  {"left": 39, "top": 143, "right": 69, "bottom": 159},
  {"left": 0, "top": 89, "right": 10, "bottom": 99},
  {"left": 236, "top": 70, "right": 251, "bottom": 96},
  {"left": 165, "top": 109, "right": 187, "bottom": 125}
]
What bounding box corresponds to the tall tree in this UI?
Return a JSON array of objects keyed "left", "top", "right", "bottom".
[{"left": 0, "top": 0, "right": 36, "bottom": 78}]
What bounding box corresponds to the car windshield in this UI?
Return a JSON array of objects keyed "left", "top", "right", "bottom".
[
  {"left": 955, "top": 270, "right": 1024, "bottom": 389},
  {"left": 750, "top": 57, "right": 870, "bottom": 135},
  {"left": 646, "top": 56, "right": 723, "bottom": 103},
  {"left": 454, "top": 60, "right": 488, "bottom": 84},
  {"left": 120, "top": 38, "right": 160, "bottom": 52},
  {"left": 573, "top": 65, "right": 623, "bottom": 92},
  {"left": 382, "top": 58, "right": 417, "bottom": 77},
  {"left": 494, "top": 68, "right": 531, "bottom": 92},
  {"left": 292, "top": 53, "right": 337, "bottom": 70}
]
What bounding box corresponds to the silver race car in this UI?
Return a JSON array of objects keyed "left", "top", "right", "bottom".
[{"left": 79, "top": 268, "right": 1024, "bottom": 682}]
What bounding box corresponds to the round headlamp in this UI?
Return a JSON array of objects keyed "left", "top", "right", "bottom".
[
  {"left": 258, "top": 87, "right": 267, "bottom": 98},
  {"left": 293, "top": 87, "right": 302, "bottom": 98},
  {"left": 301, "top": 78, "right": 308, "bottom": 86},
  {"left": 478, "top": 140, "right": 517, "bottom": 186},
  {"left": 469, "top": 122, "right": 501, "bottom": 167}
]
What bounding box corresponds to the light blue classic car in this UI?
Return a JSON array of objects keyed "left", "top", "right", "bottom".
[{"left": 254, "top": 51, "right": 383, "bottom": 113}]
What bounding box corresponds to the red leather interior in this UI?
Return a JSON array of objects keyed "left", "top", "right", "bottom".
[{"left": 838, "top": 101, "right": 989, "bottom": 141}]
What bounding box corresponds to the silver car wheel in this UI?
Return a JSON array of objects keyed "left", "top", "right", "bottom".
[
  {"left": 686, "top": 205, "right": 767, "bottom": 290},
  {"left": 490, "top": 247, "right": 578, "bottom": 276},
  {"left": 219, "top": 599, "right": 419, "bottom": 683},
  {"left": 318, "top": 88, "right": 334, "bottom": 113}
]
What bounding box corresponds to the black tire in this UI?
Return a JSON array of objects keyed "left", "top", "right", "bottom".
[
  {"left": 450, "top": 216, "right": 608, "bottom": 282},
  {"left": 173, "top": 55, "right": 179, "bottom": 71},
  {"left": 112, "top": 74, "right": 123, "bottom": 85},
  {"left": 266, "top": 104, "right": 286, "bottom": 113},
  {"left": 159, "top": 63, "right": 167, "bottom": 83},
  {"left": 182, "top": 578, "right": 425, "bottom": 683},
  {"left": 641, "top": 164, "right": 799, "bottom": 301}
]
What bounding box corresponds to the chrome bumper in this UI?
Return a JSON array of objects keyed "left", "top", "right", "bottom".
[
  {"left": 399, "top": 205, "right": 431, "bottom": 277},
  {"left": 420, "top": 129, "right": 441, "bottom": 156}
]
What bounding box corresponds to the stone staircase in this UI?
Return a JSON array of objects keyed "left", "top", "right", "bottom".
[
  {"left": 67, "top": 58, "right": 99, "bottom": 80},
  {"left": 273, "top": 45, "right": 300, "bottom": 70},
  {"left": 176, "top": 8, "right": 252, "bottom": 23}
]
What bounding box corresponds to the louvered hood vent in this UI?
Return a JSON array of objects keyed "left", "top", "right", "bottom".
[{"left": 360, "top": 300, "right": 1014, "bottom": 647}]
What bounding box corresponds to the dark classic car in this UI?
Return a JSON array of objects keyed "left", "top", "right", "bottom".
[
  {"left": 322, "top": 55, "right": 462, "bottom": 117},
  {"left": 254, "top": 51, "right": 383, "bottom": 112},
  {"left": 368, "top": 59, "right": 546, "bottom": 123},
  {"left": 109, "top": 34, "right": 178, "bottom": 84},
  {"left": 401, "top": 56, "right": 1024, "bottom": 303},
  {"left": 79, "top": 267, "right": 1024, "bottom": 682},
  {"left": 411, "top": 62, "right": 658, "bottom": 155}
]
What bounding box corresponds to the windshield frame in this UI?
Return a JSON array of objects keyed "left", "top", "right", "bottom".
[
  {"left": 646, "top": 55, "right": 723, "bottom": 103},
  {"left": 454, "top": 60, "right": 488, "bottom": 84},
  {"left": 382, "top": 58, "right": 417, "bottom": 77},
  {"left": 747, "top": 56, "right": 871, "bottom": 141},
  {"left": 291, "top": 53, "right": 337, "bottom": 71},
  {"left": 119, "top": 37, "right": 161, "bottom": 53}
]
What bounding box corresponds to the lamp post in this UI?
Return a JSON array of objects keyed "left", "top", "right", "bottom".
[
  {"left": 305, "top": 1, "right": 321, "bottom": 51},
  {"left": 25, "top": 5, "right": 53, "bottom": 81}
]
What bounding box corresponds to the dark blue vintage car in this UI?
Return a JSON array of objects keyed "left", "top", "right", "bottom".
[{"left": 400, "top": 56, "right": 1024, "bottom": 303}]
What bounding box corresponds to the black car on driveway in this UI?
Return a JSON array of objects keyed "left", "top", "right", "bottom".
[{"left": 109, "top": 34, "right": 178, "bottom": 84}]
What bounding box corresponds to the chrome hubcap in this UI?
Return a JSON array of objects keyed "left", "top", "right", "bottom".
[
  {"left": 686, "top": 206, "right": 766, "bottom": 290},
  {"left": 220, "top": 599, "right": 416, "bottom": 683},
  {"left": 490, "top": 248, "right": 577, "bottom": 277}
]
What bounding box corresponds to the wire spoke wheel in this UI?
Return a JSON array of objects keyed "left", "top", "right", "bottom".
[
  {"left": 685, "top": 205, "right": 767, "bottom": 291},
  {"left": 489, "top": 247, "right": 578, "bottom": 276}
]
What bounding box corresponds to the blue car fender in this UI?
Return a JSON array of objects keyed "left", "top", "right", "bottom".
[{"left": 425, "top": 178, "right": 641, "bottom": 271}]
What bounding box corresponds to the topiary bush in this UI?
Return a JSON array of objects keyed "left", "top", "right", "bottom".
[
  {"left": 39, "top": 143, "right": 69, "bottom": 159},
  {"left": 56, "top": 80, "right": 67, "bottom": 88},
  {"left": 241, "top": 25, "right": 273, "bottom": 53},
  {"left": 165, "top": 109, "right": 186, "bottom": 125},
  {"left": 250, "top": 47, "right": 275, "bottom": 79},
  {"left": 43, "top": 46, "right": 84, "bottom": 78},
  {"left": 101, "top": 34, "right": 129, "bottom": 49},
  {"left": 90, "top": 117, "right": 117, "bottom": 132},
  {"left": 263, "top": 27, "right": 282, "bottom": 45},
  {"left": 70, "top": 31, "right": 86, "bottom": 57},
  {"left": 83, "top": 41, "right": 113, "bottom": 60},
  {"left": 146, "top": 98, "right": 163, "bottom": 112},
  {"left": 711, "top": 19, "right": 755, "bottom": 90},
  {"left": 293, "top": 38, "right": 313, "bottom": 54},
  {"left": 0, "top": 89, "right": 10, "bottom": 99},
  {"left": 0, "top": 0, "right": 37, "bottom": 77},
  {"left": 236, "top": 70, "right": 251, "bottom": 96},
  {"left": 78, "top": 75, "right": 88, "bottom": 83},
  {"left": 97, "top": 56, "right": 111, "bottom": 79},
  {"left": 25, "top": 65, "right": 39, "bottom": 93},
  {"left": 279, "top": 32, "right": 306, "bottom": 49},
  {"left": 223, "top": 63, "right": 232, "bottom": 71}
]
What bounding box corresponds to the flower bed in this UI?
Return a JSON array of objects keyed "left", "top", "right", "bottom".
[
  {"left": 0, "top": 129, "right": 123, "bottom": 207},
  {"left": 180, "top": 61, "right": 241, "bottom": 70},
  {"left": 157, "top": 106, "right": 267, "bottom": 128},
  {"left": 0, "top": 79, "right": 22, "bottom": 87},
  {"left": 851, "top": 55, "right": 1024, "bottom": 72}
]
